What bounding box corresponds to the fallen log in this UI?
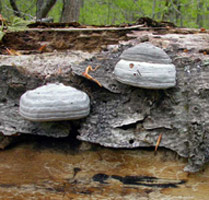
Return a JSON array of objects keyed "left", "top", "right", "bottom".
[{"left": 0, "top": 25, "right": 209, "bottom": 172}]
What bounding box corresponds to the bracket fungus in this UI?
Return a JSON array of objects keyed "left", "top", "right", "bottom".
[
  {"left": 19, "top": 83, "right": 90, "bottom": 122},
  {"left": 113, "top": 43, "right": 176, "bottom": 89}
]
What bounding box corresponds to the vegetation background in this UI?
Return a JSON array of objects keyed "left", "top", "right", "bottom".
[{"left": 1, "top": 0, "right": 209, "bottom": 28}]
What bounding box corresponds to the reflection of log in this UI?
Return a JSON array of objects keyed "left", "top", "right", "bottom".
[{"left": 0, "top": 26, "right": 209, "bottom": 172}]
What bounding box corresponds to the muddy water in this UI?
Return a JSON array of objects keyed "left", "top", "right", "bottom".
[{"left": 0, "top": 136, "right": 208, "bottom": 200}]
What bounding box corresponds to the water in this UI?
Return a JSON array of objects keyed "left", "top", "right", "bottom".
[{"left": 0, "top": 136, "right": 208, "bottom": 200}]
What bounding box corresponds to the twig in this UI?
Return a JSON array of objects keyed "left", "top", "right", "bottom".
[
  {"left": 155, "top": 133, "right": 162, "bottom": 152},
  {"left": 82, "top": 65, "right": 102, "bottom": 87}
]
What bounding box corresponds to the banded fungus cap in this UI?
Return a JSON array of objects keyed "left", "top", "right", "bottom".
[
  {"left": 19, "top": 83, "right": 90, "bottom": 122},
  {"left": 113, "top": 43, "right": 176, "bottom": 89}
]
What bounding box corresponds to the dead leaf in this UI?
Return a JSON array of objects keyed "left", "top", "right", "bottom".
[
  {"left": 0, "top": 14, "right": 6, "bottom": 22},
  {"left": 200, "top": 28, "right": 206, "bottom": 33}
]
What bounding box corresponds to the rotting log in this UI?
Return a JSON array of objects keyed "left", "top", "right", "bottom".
[{"left": 0, "top": 24, "right": 209, "bottom": 172}]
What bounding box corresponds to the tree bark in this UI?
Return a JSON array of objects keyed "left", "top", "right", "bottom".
[
  {"left": 36, "top": 0, "right": 44, "bottom": 13},
  {"left": 152, "top": 0, "right": 156, "bottom": 19},
  {"left": 36, "top": 0, "right": 57, "bottom": 20},
  {"left": 60, "top": 0, "right": 82, "bottom": 22},
  {"left": 9, "top": 0, "right": 22, "bottom": 18},
  {"left": 173, "top": 0, "right": 183, "bottom": 26},
  {"left": 197, "top": 0, "right": 204, "bottom": 28},
  {"left": 0, "top": 0, "right": 2, "bottom": 13}
]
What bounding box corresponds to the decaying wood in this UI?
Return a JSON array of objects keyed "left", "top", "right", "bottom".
[
  {"left": 27, "top": 24, "right": 146, "bottom": 32},
  {"left": 1, "top": 25, "right": 209, "bottom": 172}
]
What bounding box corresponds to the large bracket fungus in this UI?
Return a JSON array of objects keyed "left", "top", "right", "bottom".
[
  {"left": 19, "top": 83, "right": 90, "bottom": 122},
  {"left": 113, "top": 43, "right": 176, "bottom": 89}
]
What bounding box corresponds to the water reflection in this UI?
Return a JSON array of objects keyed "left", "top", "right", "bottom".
[{"left": 0, "top": 135, "right": 208, "bottom": 200}]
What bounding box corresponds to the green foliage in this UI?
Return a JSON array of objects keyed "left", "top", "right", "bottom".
[
  {"left": 0, "top": 16, "right": 33, "bottom": 41},
  {"left": 79, "top": 0, "right": 151, "bottom": 25},
  {"left": 79, "top": 0, "right": 209, "bottom": 28},
  {"left": 7, "top": 16, "right": 33, "bottom": 31},
  {"left": 0, "top": 31, "right": 5, "bottom": 41},
  {"left": 48, "top": 0, "right": 63, "bottom": 22},
  {"left": 0, "top": 23, "right": 5, "bottom": 41},
  {"left": 1, "top": 0, "right": 209, "bottom": 28}
]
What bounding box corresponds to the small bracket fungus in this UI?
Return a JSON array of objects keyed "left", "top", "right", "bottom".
[
  {"left": 19, "top": 83, "right": 90, "bottom": 121},
  {"left": 113, "top": 43, "right": 176, "bottom": 89}
]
